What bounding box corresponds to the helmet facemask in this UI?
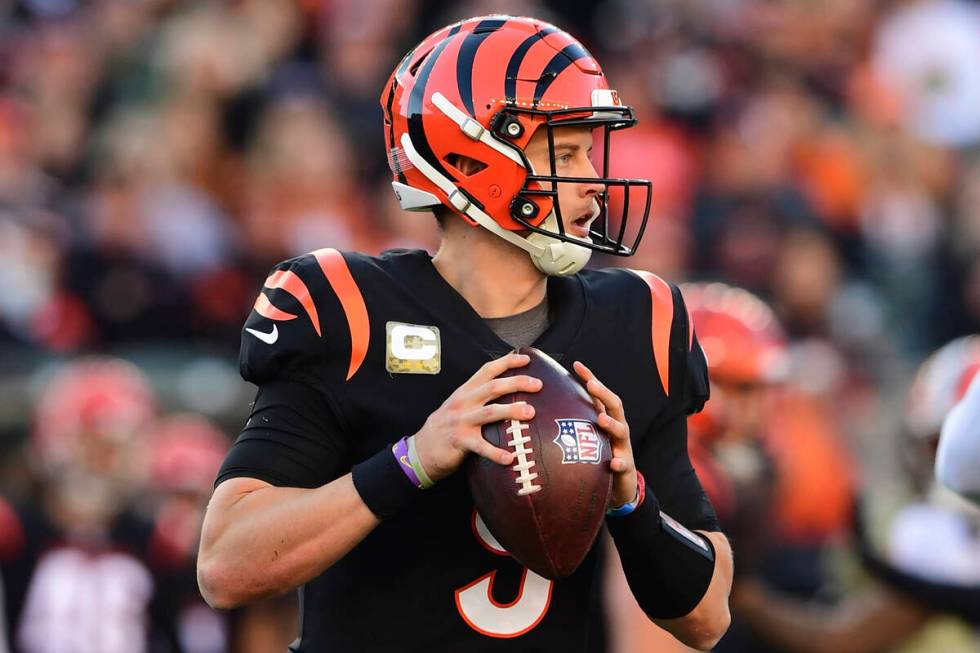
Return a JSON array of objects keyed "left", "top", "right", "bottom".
[{"left": 499, "top": 103, "right": 652, "bottom": 261}]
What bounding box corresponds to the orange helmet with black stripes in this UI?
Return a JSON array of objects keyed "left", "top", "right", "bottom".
[
  {"left": 682, "top": 283, "right": 789, "bottom": 387},
  {"left": 32, "top": 356, "right": 157, "bottom": 475},
  {"left": 381, "top": 15, "right": 652, "bottom": 276},
  {"left": 681, "top": 282, "right": 788, "bottom": 444}
]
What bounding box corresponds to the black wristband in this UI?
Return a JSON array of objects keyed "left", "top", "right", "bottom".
[
  {"left": 351, "top": 445, "right": 421, "bottom": 519},
  {"left": 607, "top": 493, "right": 717, "bottom": 619}
]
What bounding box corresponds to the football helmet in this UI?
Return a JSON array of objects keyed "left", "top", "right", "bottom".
[
  {"left": 33, "top": 356, "right": 157, "bottom": 475},
  {"left": 902, "top": 335, "right": 980, "bottom": 491},
  {"left": 682, "top": 282, "right": 788, "bottom": 444},
  {"left": 906, "top": 335, "right": 980, "bottom": 441},
  {"left": 682, "top": 282, "right": 789, "bottom": 386},
  {"left": 935, "top": 371, "right": 980, "bottom": 504},
  {"left": 381, "top": 15, "right": 652, "bottom": 275}
]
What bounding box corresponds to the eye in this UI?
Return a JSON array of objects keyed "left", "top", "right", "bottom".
[{"left": 556, "top": 153, "right": 572, "bottom": 166}]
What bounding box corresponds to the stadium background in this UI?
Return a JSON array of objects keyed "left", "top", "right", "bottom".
[{"left": 1, "top": 0, "right": 979, "bottom": 650}]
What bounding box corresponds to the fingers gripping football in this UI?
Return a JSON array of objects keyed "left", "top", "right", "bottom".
[
  {"left": 573, "top": 361, "right": 638, "bottom": 507},
  {"left": 414, "top": 353, "right": 541, "bottom": 482}
]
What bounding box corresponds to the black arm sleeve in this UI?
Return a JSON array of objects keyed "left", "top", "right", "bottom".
[
  {"left": 607, "top": 409, "right": 721, "bottom": 619},
  {"left": 215, "top": 380, "right": 350, "bottom": 489}
]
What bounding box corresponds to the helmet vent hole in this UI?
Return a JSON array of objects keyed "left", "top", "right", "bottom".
[
  {"left": 444, "top": 153, "right": 487, "bottom": 176},
  {"left": 408, "top": 49, "right": 432, "bottom": 77}
]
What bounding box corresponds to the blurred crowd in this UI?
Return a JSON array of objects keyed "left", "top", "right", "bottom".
[
  {"left": 2, "top": 0, "right": 980, "bottom": 651},
  {"left": 3, "top": 0, "right": 980, "bottom": 357}
]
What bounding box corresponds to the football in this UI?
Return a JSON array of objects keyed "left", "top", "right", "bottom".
[{"left": 467, "top": 347, "right": 612, "bottom": 579}]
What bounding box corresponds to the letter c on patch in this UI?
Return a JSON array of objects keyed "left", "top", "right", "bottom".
[{"left": 390, "top": 324, "right": 438, "bottom": 361}]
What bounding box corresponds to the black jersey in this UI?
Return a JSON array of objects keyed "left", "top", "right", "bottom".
[{"left": 217, "top": 248, "right": 718, "bottom": 652}]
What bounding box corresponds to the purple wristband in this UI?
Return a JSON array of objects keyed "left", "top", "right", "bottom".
[{"left": 392, "top": 436, "right": 422, "bottom": 489}]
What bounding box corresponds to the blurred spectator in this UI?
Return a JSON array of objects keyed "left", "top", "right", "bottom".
[
  {"left": 0, "top": 357, "right": 256, "bottom": 652},
  {"left": 241, "top": 93, "right": 371, "bottom": 265},
  {"left": 871, "top": 0, "right": 980, "bottom": 148}
]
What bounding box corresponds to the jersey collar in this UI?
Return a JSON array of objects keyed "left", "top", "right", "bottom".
[{"left": 395, "top": 249, "right": 587, "bottom": 362}]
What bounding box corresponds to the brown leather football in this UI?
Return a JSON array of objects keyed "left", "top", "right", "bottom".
[{"left": 467, "top": 347, "right": 612, "bottom": 579}]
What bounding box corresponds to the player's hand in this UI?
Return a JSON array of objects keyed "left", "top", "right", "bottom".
[
  {"left": 573, "top": 361, "right": 637, "bottom": 508},
  {"left": 413, "top": 352, "right": 542, "bottom": 482}
]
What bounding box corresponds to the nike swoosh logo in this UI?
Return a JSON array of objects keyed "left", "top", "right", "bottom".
[{"left": 246, "top": 324, "right": 278, "bottom": 344}]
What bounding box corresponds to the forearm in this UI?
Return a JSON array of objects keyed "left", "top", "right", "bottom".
[
  {"left": 608, "top": 498, "right": 732, "bottom": 650},
  {"left": 198, "top": 474, "right": 378, "bottom": 608},
  {"left": 733, "top": 579, "right": 931, "bottom": 653},
  {"left": 655, "top": 530, "right": 733, "bottom": 650}
]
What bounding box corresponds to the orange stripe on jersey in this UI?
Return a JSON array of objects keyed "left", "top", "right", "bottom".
[
  {"left": 312, "top": 248, "right": 370, "bottom": 381},
  {"left": 631, "top": 270, "right": 674, "bottom": 396},
  {"left": 265, "top": 270, "right": 321, "bottom": 337},
  {"left": 253, "top": 292, "right": 298, "bottom": 322}
]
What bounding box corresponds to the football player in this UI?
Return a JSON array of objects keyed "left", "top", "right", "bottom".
[
  {"left": 198, "top": 16, "right": 732, "bottom": 651},
  {"left": 684, "top": 283, "right": 854, "bottom": 653},
  {"left": 2, "top": 357, "right": 164, "bottom": 652},
  {"left": 680, "top": 283, "right": 853, "bottom": 565},
  {"left": 731, "top": 335, "right": 980, "bottom": 653}
]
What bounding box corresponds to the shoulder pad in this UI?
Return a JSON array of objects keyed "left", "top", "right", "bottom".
[
  {"left": 626, "top": 270, "right": 707, "bottom": 412},
  {"left": 240, "top": 248, "right": 370, "bottom": 386},
  {"left": 628, "top": 270, "right": 685, "bottom": 395}
]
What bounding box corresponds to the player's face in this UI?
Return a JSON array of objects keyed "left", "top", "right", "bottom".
[
  {"left": 524, "top": 125, "right": 604, "bottom": 239},
  {"left": 711, "top": 380, "right": 768, "bottom": 442}
]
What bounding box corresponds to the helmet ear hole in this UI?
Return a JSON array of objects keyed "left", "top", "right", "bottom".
[{"left": 444, "top": 153, "right": 488, "bottom": 176}]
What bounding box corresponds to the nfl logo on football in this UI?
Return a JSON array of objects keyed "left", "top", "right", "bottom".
[{"left": 553, "top": 419, "right": 603, "bottom": 464}]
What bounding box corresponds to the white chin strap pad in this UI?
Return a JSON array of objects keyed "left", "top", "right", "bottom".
[{"left": 525, "top": 212, "right": 592, "bottom": 276}]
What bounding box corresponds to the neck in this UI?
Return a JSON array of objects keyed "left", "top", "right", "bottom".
[{"left": 432, "top": 219, "right": 547, "bottom": 318}]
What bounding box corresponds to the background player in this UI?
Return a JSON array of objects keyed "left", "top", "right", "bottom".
[{"left": 731, "top": 335, "right": 980, "bottom": 653}]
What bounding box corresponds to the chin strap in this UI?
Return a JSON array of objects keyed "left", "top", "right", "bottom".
[
  {"left": 398, "top": 127, "right": 592, "bottom": 276},
  {"left": 525, "top": 212, "right": 594, "bottom": 276}
]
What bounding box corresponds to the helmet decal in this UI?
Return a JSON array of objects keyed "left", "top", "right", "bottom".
[
  {"left": 504, "top": 27, "right": 559, "bottom": 102},
  {"left": 457, "top": 17, "right": 509, "bottom": 115}
]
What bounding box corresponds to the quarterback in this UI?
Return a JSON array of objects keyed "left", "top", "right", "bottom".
[{"left": 198, "top": 15, "right": 732, "bottom": 651}]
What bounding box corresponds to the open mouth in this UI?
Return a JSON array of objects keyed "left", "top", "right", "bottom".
[{"left": 568, "top": 214, "right": 595, "bottom": 238}]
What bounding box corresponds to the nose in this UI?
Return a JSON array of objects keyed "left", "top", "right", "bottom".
[{"left": 578, "top": 159, "right": 603, "bottom": 197}]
